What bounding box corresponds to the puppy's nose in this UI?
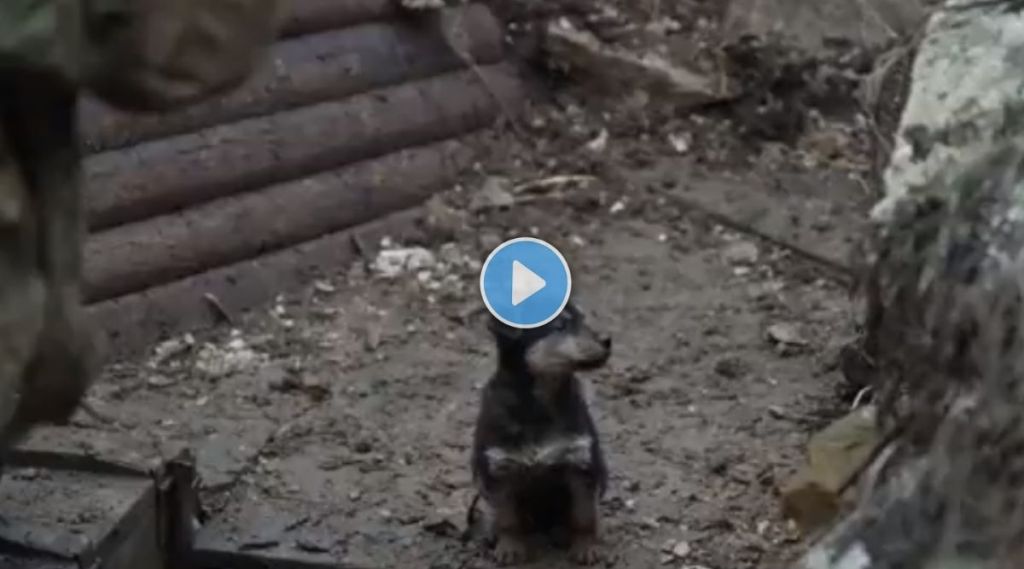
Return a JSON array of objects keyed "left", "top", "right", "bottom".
[{"left": 600, "top": 336, "right": 612, "bottom": 350}]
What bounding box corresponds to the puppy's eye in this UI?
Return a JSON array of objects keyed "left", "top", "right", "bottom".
[{"left": 551, "top": 316, "right": 569, "bottom": 331}]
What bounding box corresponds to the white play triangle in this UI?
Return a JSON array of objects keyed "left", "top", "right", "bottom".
[{"left": 511, "top": 260, "right": 546, "bottom": 306}]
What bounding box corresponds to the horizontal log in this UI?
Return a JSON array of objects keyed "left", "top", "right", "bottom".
[
  {"left": 84, "top": 63, "right": 523, "bottom": 230},
  {"left": 78, "top": 4, "right": 504, "bottom": 152},
  {"left": 84, "top": 139, "right": 473, "bottom": 302},
  {"left": 86, "top": 207, "right": 425, "bottom": 360},
  {"left": 282, "top": 0, "right": 397, "bottom": 38}
]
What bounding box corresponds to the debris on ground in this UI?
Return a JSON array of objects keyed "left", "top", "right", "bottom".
[
  {"left": 148, "top": 333, "right": 195, "bottom": 367},
  {"left": 543, "top": 19, "right": 735, "bottom": 107},
  {"left": 371, "top": 246, "right": 437, "bottom": 278},
  {"left": 22, "top": 0, "right": 909, "bottom": 567},
  {"left": 722, "top": 0, "right": 925, "bottom": 55},
  {"left": 722, "top": 240, "right": 760, "bottom": 265},
  {"left": 193, "top": 331, "right": 265, "bottom": 380},
  {"left": 766, "top": 322, "right": 809, "bottom": 349}
]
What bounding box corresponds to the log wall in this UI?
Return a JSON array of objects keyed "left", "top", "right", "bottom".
[{"left": 79, "top": 4, "right": 523, "bottom": 357}]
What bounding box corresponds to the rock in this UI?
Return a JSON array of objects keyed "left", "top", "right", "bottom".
[
  {"left": 668, "top": 132, "right": 691, "bottom": 154},
  {"left": 149, "top": 334, "right": 194, "bottom": 366},
  {"left": 194, "top": 335, "right": 263, "bottom": 380},
  {"left": 294, "top": 534, "right": 333, "bottom": 554},
  {"left": 146, "top": 375, "right": 176, "bottom": 389},
  {"left": 543, "top": 20, "right": 735, "bottom": 107},
  {"left": 766, "top": 322, "right": 809, "bottom": 347},
  {"left": 672, "top": 540, "right": 692, "bottom": 559},
  {"left": 313, "top": 280, "right": 336, "bottom": 294},
  {"left": 372, "top": 247, "right": 436, "bottom": 278},
  {"left": 586, "top": 128, "right": 609, "bottom": 152},
  {"left": 723, "top": 0, "right": 925, "bottom": 54},
  {"left": 722, "top": 241, "right": 760, "bottom": 265}
]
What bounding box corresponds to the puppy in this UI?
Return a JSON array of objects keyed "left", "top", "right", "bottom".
[{"left": 470, "top": 301, "right": 611, "bottom": 566}]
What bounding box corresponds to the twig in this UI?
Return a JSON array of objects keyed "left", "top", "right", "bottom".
[
  {"left": 203, "top": 293, "right": 234, "bottom": 324},
  {"left": 665, "top": 193, "right": 857, "bottom": 284},
  {"left": 512, "top": 175, "right": 597, "bottom": 194}
]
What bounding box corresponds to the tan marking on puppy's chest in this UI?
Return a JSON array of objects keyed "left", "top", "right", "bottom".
[{"left": 484, "top": 435, "right": 593, "bottom": 477}]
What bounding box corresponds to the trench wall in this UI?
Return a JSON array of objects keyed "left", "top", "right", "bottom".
[{"left": 79, "top": 1, "right": 523, "bottom": 357}]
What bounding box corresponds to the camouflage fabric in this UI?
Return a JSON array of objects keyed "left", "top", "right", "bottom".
[{"left": 0, "top": 0, "right": 281, "bottom": 448}]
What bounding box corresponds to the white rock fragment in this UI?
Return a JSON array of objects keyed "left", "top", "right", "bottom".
[
  {"left": 372, "top": 247, "right": 437, "bottom": 278},
  {"left": 587, "top": 128, "right": 609, "bottom": 152},
  {"left": 669, "top": 132, "right": 691, "bottom": 154}
]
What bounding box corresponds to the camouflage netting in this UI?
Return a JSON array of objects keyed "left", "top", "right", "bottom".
[{"left": 795, "top": 2, "right": 1024, "bottom": 569}]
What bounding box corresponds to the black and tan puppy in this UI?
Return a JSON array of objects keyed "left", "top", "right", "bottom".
[{"left": 470, "top": 301, "right": 611, "bottom": 566}]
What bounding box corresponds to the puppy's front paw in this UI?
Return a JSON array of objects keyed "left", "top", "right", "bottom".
[
  {"left": 494, "top": 535, "right": 529, "bottom": 566},
  {"left": 568, "top": 536, "right": 601, "bottom": 566}
]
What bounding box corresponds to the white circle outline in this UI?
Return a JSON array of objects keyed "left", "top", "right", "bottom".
[{"left": 479, "top": 237, "right": 572, "bottom": 329}]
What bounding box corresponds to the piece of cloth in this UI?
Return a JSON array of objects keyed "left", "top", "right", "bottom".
[{"left": 0, "top": 0, "right": 281, "bottom": 447}]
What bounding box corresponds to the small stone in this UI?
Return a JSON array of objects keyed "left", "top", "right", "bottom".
[
  {"left": 587, "top": 128, "right": 609, "bottom": 152},
  {"left": 722, "top": 241, "right": 759, "bottom": 265},
  {"left": 766, "top": 322, "right": 809, "bottom": 347},
  {"left": 372, "top": 247, "right": 436, "bottom": 278},
  {"left": 672, "top": 541, "right": 692, "bottom": 558},
  {"left": 146, "top": 375, "right": 176, "bottom": 388},
  {"left": 150, "top": 336, "right": 193, "bottom": 365},
  {"left": 668, "top": 132, "right": 691, "bottom": 154},
  {"left": 314, "top": 280, "right": 336, "bottom": 293},
  {"left": 16, "top": 468, "right": 39, "bottom": 481},
  {"left": 295, "top": 536, "right": 332, "bottom": 553},
  {"left": 641, "top": 517, "right": 661, "bottom": 530}
]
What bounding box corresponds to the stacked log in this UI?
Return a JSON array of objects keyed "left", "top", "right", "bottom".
[{"left": 81, "top": 4, "right": 523, "bottom": 357}]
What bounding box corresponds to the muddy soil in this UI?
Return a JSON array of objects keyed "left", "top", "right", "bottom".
[
  {"left": 10, "top": 2, "right": 884, "bottom": 567},
  {"left": 17, "top": 120, "right": 868, "bottom": 569}
]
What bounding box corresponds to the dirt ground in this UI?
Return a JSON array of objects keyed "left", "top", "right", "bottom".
[{"left": 7, "top": 2, "right": 888, "bottom": 568}]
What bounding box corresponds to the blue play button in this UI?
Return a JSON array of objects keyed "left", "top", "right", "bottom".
[{"left": 480, "top": 237, "right": 572, "bottom": 329}]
